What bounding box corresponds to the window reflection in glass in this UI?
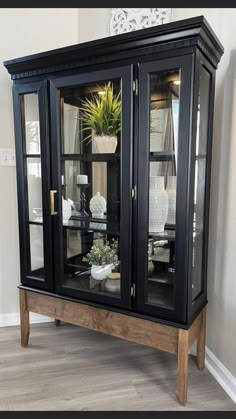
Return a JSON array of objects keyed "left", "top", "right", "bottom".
[
  {"left": 29, "top": 224, "right": 44, "bottom": 279},
  {"left": 24, "top": 93, "right": 40, "bottom": 155},
  {"left": 26, "top": 158, "right": 43, "bottom": 222}
]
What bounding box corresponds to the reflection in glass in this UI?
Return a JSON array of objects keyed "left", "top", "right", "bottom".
[
  {"left": 192, "top": 66, "right": 210, "bottom": 300},
  {"left": 59, "top": 79, "right": 122, "bottom": 297},
  {"left": 26, "top": 158, "right": 43, "bottom": 222},
  {"left": 29, "top": 224, "right": 44, "bottom": 279},
  {"left": 24, "top": 93, "right": 40, "bottom": 155},
  {"left": 147, "top": 70, "right": 180, "bottom": 308}
]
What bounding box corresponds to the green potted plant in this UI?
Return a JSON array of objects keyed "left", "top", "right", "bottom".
[
  {"left": 79, "top": 82, "right": 121, "bottom": 153},
  {"left": 83, "top": 239, "right": 118, "bottom": 280}
]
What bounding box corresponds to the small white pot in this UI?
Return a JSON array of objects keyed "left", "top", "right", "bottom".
[
  {"left": 91, "top": 263, "right": 113, "bottom": 281},
  {"left": 93, "top": 135, "right": 117, "bottom": 153}
]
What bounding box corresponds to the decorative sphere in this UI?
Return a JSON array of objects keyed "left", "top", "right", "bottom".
[{"left": 89, "top": 192, "right": 106, "bottom": 217}]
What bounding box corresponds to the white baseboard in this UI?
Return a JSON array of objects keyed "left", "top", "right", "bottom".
[
  {"left": 189, "top": 344, "right": 236, "bottom": 404},
  {"left": 0, "top": 312, "right": 52, "bottom": 327},
  {"left": 205, "top": 347, "right": 236, "bottom": 404}
]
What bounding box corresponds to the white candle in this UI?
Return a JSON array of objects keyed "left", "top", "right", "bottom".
[
  {"left": 61, "top": 175, "right": 64, "bottom": 185},
  {"left": 77, "top": 174, "right": 88, "bottom": 185}
]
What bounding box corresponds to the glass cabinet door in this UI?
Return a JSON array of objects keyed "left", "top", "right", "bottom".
[
  {"left": 13, "top": 82, "right": 53, "bottom": 290},
  {"left": 50, "top": 67, "right": 132, "bottom": 308},
  {"left": 191, "top": 62, "right": 212, "bottom": 303},
  {"left": 135, "top": 56, "right": 193, "bottom": 322}
]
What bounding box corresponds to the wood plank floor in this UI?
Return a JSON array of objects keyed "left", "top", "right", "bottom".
[{"left": 0, "top": 322, "right": 235, "bottom": 411}]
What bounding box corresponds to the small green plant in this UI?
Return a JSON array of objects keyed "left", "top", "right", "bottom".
[
  {"left": 83, "top": 239, "right": 118, "bottom": 266},
  {"left": 79, "top": 82, "right": 121, "bottom": 142}
]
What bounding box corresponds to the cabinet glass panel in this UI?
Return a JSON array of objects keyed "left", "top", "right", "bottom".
[
  {"left": 29, "top": 224, "right": 44, "bottom": 279},
  {"left": 24, "top": 93, "right": 41, "bottom": 155},
  {"left": 26, "top": 157, "right": 43, "bottom": 222},
  {"left": 147, "top": 70, "right": 180, "bottom": 309},
  {"left": 60, "top": 79, "right": 121, "bottom": 297},
  {"left": 22, "top": 92, "right": 45, "bottom": 281},
  {"left": 192, "top": 65, "right": 210, "bottom": 300}
]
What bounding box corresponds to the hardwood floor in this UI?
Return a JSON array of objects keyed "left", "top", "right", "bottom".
[{"left": 0, "top": 322, "right": 235, "bottom": 411}]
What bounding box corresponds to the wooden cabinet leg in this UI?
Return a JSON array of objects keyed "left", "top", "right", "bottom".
[
  {"left": 177, "top": 328, "right": 189, "bottom": 406},
  {"left": 19, "top": 289, "right": 30, "bottom": 347},
  {"left": 197, "top": 306, "right": 207, "bottom": 370},
  {"left": 54, "top": 319, "right": 61, "bottom": 326}
]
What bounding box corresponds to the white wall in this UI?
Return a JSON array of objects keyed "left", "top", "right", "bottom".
[
  {"left": 78, "top": 8, "right": 110, "bottom": 42},
  {"left": 77, "top": 8, "right": 236, "bottom": 386},
  {"left": 0, "top": 9, "right": 79, "bottom": 316}
]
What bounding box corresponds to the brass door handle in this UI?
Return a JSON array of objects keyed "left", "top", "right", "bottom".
[{"left": 50, "top": 190, "right": 58, "bottom": 215}]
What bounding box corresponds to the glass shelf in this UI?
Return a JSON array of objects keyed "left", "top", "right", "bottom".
[
  {"left": 63, "top": 276, "right": 120, "bottom": 298},
  {"left": 149, "top": 229, "right": 175, "bottom": 242},
  {"left": 27, "top": 220, "right": 43, "bottom": 226},
  {"left": 64, "top": 215, "right": 120, "bottom": 236},
  {"left": 149, "top": 151, "right": 175, "bottom": 162},
  {"left": 148, "top": 270, "right": 174, "bottom": 285},
  {"left": 61, "top": 153, "right": 120, "bottom": 162}
]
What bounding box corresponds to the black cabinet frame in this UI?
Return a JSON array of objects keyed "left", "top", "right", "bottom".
[
  {"left": 135, "top": 55, "right": 194, "bottom": 323},
  {"left": 13, "top": 81, "right": 53, "bottom": 291},
  {"left": 5, "top": 16, "right": 224, "bottom": 328},
  {"left": 49, "top": 66, "right": 133, "bottom": 309}
]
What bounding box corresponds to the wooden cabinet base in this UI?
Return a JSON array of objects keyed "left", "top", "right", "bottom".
[{"left": 19, "top": 289, "right": 206, "bottom": 406}]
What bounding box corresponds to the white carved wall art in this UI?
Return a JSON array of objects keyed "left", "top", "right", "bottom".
[{"left": 110, "top": 8, "right": 171, "bottom": 35}]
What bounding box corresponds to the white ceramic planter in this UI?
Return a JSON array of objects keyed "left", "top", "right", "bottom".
[
  {"left": 149, "top": 176, "right": 168, "bottom": 233},
  {"left": 93, "top": 135, "right": 117, "bottom": 153},
  {"left": 89, "top": 192, "right": 106, "bottom": 217},
  {"left": 91, "top": 263, "right": 113, "bottom": 281}
]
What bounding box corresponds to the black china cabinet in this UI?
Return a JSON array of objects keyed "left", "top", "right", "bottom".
[{"left": 4, "top": 16, "right": 223, "bottom": 329}]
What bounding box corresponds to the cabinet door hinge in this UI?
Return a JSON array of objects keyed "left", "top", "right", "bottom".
[
  {"left": 131, "top": 283, "right": 136, "bottom": 297},
  {"left": 131, "top": 186, "right": 137, "bottom": 200},
  {"left": 133, "top": 79, "right": 138, "bottom": 96}
]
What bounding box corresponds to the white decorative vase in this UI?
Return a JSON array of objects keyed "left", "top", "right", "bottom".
[
  {"left": 89, "top": 192, "right": 106, "bottom": 218},
  {"left": 93, "top": 135, "right": 117, "bottom": 153},
  {"left": 62, "top": 198, "right": 72, "bottom": 224},
  {"left": 89, "top": 192, "right": 106, "bottom": 229},
  {"left": 149, "top": 176, "right": 168, "bottom": 233},
  {"left": 166, "top": 176, "right": 176, "bottom": 225},
  {"left": 91, "top": 263, "right": 113, "bottom": 281}
]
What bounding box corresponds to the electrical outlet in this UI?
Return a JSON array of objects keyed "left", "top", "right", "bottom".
[
  {"left": 0, "top": 149, "right": 16, "bottom": 167},
  {"left": 1, "top": 150, "right": 9, "bottom": 166},
  {"left": 7, "top": 149, "right": 16, "bottom": 166}
]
